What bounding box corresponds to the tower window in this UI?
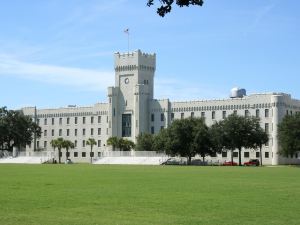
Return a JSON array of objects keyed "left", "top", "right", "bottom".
[{"left": 122, "top": 114, "right": 132, "bottom": 137}]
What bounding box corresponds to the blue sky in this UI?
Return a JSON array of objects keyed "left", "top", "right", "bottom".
[{"left": 0, "top": 0, "right": 299, "bottom": 109}]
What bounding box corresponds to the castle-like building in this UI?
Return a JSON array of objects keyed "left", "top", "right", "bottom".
[{"left": 22, "top": 50, "right": 300, "bottom": 165}]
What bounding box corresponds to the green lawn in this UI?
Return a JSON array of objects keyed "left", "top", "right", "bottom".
[{"left": 0, "top": 165, "right": 299, "bottom": 225}]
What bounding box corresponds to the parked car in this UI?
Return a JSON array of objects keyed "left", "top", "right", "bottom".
[
  {"left": 244, "top": 159, "right": 260, "bottom": 166},
  {"left": 162, "top": 158, "right": 181, "bottom": 165},
  {"left": 222, "top": 161, "right": 238, "bottom": 166}
]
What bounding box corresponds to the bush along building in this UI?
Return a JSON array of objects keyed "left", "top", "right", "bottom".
[{"left": 22, "top": 50, "right": 300, "bottom": 165}]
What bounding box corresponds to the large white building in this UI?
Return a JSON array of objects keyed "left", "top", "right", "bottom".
[{"left": 22, "top": 50, "right": 300, "bottom": 165}]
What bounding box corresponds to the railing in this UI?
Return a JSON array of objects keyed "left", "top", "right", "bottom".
[{"left": 99, "top": 151, "right": 167, "bottom": 158}]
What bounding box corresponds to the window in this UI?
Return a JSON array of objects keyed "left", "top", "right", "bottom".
[
  {"left": 44, "top": 130, "right": 47, "bottom": 137},
  {"left": 82, "top": 152, "right": 86, "bottom": 157},
  {"left": 233, "top": 152, "right": 238, "bottom": 158},
  {"left": 67, "top": 129, "right": 70, "bottom": 136},
  {"left": 265, "top": 109, "right": 269, "bottom": 118},
  {"left": 52, "top": 118, "right": 54, "bottom": 125},
  {"left": 74, "top": 140, "right": 77, "bottom": 148},
  {"left": 113, "top": 108, "right": 115, "bottom": 117},
  {"left": 222, "top": 111, "right": 226, "bottom": 119},
  {"left": 59, "top": 118, "right": 62, "bottom": 125},
  {"left": 233, "top": 110, "right": 237, "bottom": 115},
  {"left": 161, "top": 113, "right": 164, "bottom": 121},
  {"left": 82, "top": 140, "right": 86, "bottom": 147},
  {"left": 122, "top": 114, "right": 131, "bottom": 137},
  {"left": 265, "top": 123, "right": 269, "bottom": 134},
  {"left": 98, "top": 140, "right": 101, "bottom": 147},
  {"left": 66, "top": 117, "right": 69, "bottom": 125},
  {"left": 98, "top": 152, "right": 101, "bottom": 157},
  {"left": 44, "top": 118, "right": 47, "bottom": 125},
  {"left": 245, "top": 110, "right": 249, "bottom": 117},
  {"left": 66, "top": 152, "right": 70, "bottom": 158},
  {"left": 222, "top": 152, "right": 227, "bottom": 158},
  {"left": 75, "top": 129, "right": 77, "bottom": 136},
  {"left": 212, "top": 111, "right": 215, "bottom": 119},
  {"left": 75, "top": 117, "right": 78, "bottom": 124},
  {"left": 201, "top": 112, "right": 205, "bottom": 118},
  {"left": 90, "top": 152, "right": 94, "bottom": 157},
  {"left": 44, "top": 141, "right": 47, "bottom": 148},
  {"left": 37, "top": 119, "right": 40, "bottom": 125},
  {"left": 83, "top": 128, "right": 86, "bottom": 136},
  {"left": 83, "top": 117, "right": 86, "bottom": 124},
  {"left": 74, "top": 152, "right": 78, "bottom": 157},
  {"left": 98, "top": 116, "right": 101, "bottom": 123},
  {"left": 244, "top": 152, "right": 250, "bottom": 158},
  {"left": 191, "top": 112, "right": 194, "bottom": 118},
  {"left": 51, "top": 129, "right": 54, "bottom": 136},
  {"left": 91, "top": 116, "right": 94, "bottom": 124},
  {"left": 256, "top": 152, "right": 260, "bottom": 158},
  {"left": 151, "top": 126, "right": 154, "bottom": 134},
  {"left": 98, "top": 128, "right": 101, "bottom": 135},
  {"left": 59, "top": 129, "right": 62, "bottom": 136},
  {"left": 181, "top": 113, "right": 184, "bottom": 119},
  {"left": 151, "top": 113, "right": 154, "bottom": 122},
  {"left": 91, "top": 128, "right": 94, "bottom": 136},
  {"left": 171, "top": 113, "right": 174, "bottom": 121},
  {"left": 265, "top": 152, "right": 269, "bottom": 158},
  {"left": 256, "top": 109, "right": 260, "bottom": 118}
]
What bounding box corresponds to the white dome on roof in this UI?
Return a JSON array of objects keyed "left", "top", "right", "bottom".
[{"left": 230, "top": 87, "right": 246, "bottom": 98}]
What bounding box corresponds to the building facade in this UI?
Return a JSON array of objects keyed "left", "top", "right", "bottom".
[{"left": 22, "top": 50, "right": 300, "bottom": 165}]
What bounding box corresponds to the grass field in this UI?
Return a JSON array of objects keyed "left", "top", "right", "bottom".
[{"left": 0, "top": 165, "right": 299, "bottom": 225}]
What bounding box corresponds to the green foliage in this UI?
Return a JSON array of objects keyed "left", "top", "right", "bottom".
[
  {"left": 0, "top": 165, "right": 300, "bottom": 225},
  {"left": 50, "top": 138, "right": 74, "bottom": 163},
  {"left": 107, "top": 136, "right": 135, "bottom": 151},
  {"left": 106, "top": 136, "right": 119, "bottom": 151},
  {"left": 118, "top": 138, "right": 135, "bottom": 151},
  {"left": 62, "top": 140, "right": 75, "bottom": 160},
  {"left": 135, "top": 133, "right": 155, "bottom": 151},
  {"left": 278, "top": 114, "right": 300, "bottom": 157},
  {"left": 87, "top": 138, "right": 97, "bottom": 163},
  {"left": 0, "top": 107, "right": 41, "bottom": 151},
  {"left": 147, "top": 0, "right": 204, "bottom": 17},
  {"left": 221, "top": 114, "right": 264, "bottom": 166},
  {"left": 164, "top": 118, "right": 214, "bottom": 164},
  {"left": 153, "top": 128, "right": 172, "bottom": 154}
]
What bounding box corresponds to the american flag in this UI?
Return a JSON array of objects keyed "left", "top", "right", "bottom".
[{"left": 124, "top": 28, "right": 129, "bottom": 34}]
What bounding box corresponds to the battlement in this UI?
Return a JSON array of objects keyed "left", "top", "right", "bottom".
[{"left": 114, "top": 49, "right": 156, "bottom": 70}]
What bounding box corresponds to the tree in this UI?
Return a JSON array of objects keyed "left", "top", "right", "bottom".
[
  {"left": 135, "top": 133, "right": 155, "bottom": 151},
  {"left": 87, "top": 138, "right": 97, "bottom": 163},
  {"left": 107, "top": 136, "right": 119, "bottom": 151},
  {"left": 192, "top": 118, "right": 212, "bottom": 163},
  {"left": 222, "top": 114, "right": 260, "bottom": 166},
  {"left": 167, "top": 118, "right": 198, "bottom": 165},
  {"left": 153, "top": 128, "right": 172, "bottom": 154},
  {"left": 51, "top": 138, "right": 64, "bottom": 163},
  {"left": 147, "top": 0, "right": 204, "bottom": 17},
  {"left": 118, "top": 138, "right": 135, "bottom": 151},
  {"left": 278, "top": 114, "right": 300, "bottom": 157},
  {"left": 251, "top": 125, "right": 268, "bottom": 166},
  {"left": 62, "top": 140, "right": 74, "bottom": 161},
  {"left": 0, "top": 107, "right": 41, "bottom": 152},
  {"left": 50, "top": 139, "right": 59, "bottom": 163}
]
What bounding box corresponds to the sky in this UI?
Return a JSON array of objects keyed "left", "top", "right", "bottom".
[{"left": 0, "top": 0, "right": 299, "bottom": 109}]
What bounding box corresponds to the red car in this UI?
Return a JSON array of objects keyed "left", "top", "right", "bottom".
[
  {"left": 222, "top": 161, "right": 238, "bottom": 166},
  {"left": 244, "top": 159, "right": 260, "bottom": 166}
]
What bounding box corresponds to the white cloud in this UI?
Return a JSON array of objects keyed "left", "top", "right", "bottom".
[{"left": 0, "top": 54, "right": 114, "bottom": 91}]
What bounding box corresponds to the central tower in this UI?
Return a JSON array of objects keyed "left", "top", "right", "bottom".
[{"left": 107, "top": 49, "right": 156, "bottom": 141}]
